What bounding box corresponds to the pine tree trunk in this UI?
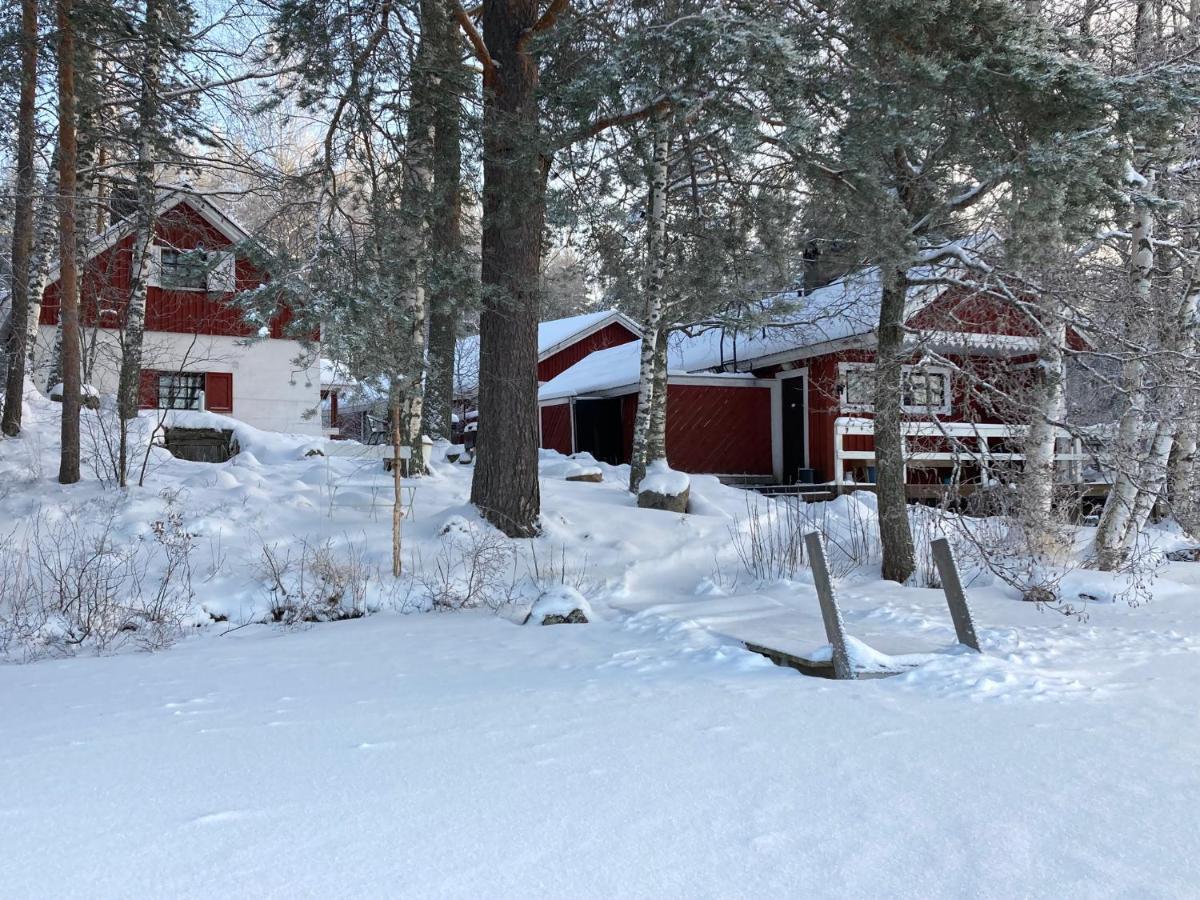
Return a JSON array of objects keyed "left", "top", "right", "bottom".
[
  {"left": 1019, "top": 310, "right": 1067, "bottom": 555},
  {"left": 1094, "top": 177, "right": 1155, "bottom": 569},
  {"left": 1, "top": 0, "right": 39, "bottom": 437},
  {"left": 874, "top": 266, "right": 916, "bottom": 583},
  {"left": 56, "top": 0, "right": 81, "bottom": 484},
  {"left": 422, "top": 0, "right": 465, "bottom": 443},
  {"left": 470, "top": 0, "right": 544, "bottom": 536},
  {"left": 628, "top": 112, "right": 670, "bottom": 491}
]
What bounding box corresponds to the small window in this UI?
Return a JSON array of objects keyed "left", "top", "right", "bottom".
[
  {"left": 839, "top": 363, "right": 951, "bottom": 414},
  {"left": 902, "top": 370, "right": 949, "bottom": 411},
  {"left": 842, "top": 365, "right": 875, "bottom": 408},
  {"left": 159, "top": 248, "right": 209, "bottom": 291},
  {"left": 158, "top": 373, "right": 205, "bottom": 410}
]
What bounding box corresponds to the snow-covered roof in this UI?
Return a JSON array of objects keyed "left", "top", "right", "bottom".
[
  {"left": 538, "top": 331, "right": 737, "bottom": 401},
  {"left": 456, "top": 309, "right": 640, "bottom": 397},
  {"left": 539, "top": 235, "right": 1001, "bottom": 401},
  {"left": 320, "top": 358, "right": 355, "bottom": 388}
]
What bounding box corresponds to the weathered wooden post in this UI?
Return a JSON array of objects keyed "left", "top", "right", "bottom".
[
  {"left": 930, "top": 537, "right": 981, "bottom": 652},
  {"left": 803, "top": 531, "right": 855, "bottom": 680}
]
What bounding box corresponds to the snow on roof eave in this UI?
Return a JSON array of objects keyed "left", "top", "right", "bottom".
[
  {"left": 45, "top": 190, "right": 256, "bottom": 284},
  {"left": 536, "top": 310, "right": 642, "bottom": 361},
  {"left": 716, "top": 331, "right": 876, "bottom": 373}
]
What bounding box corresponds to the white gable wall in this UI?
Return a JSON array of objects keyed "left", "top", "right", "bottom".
[{"left": 33, "top": 325, "right": 324, "bottom": 436}]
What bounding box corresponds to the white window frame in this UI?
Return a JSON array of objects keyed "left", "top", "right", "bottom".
[
  {"left": 158, "top": 372, "right": 205, "bottom": 410},
  {"left": 838, "top": 361, "right": 952, "bottom": 416}
]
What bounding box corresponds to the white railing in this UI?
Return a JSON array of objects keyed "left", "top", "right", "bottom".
[{"left": 832, "top": 416, "right": 1087, "bottom": 488}]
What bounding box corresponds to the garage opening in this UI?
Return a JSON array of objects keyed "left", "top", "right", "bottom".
[{"left": 572, "top": 397, "right": 625, "bottom": 464}]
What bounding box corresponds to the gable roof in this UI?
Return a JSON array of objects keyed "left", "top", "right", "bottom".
[
  {"left": 47, "top": 189, "right": 254, "bottom": 284},
  {"left": 455, "top": 309, "right": 641, "bottom": 396}
]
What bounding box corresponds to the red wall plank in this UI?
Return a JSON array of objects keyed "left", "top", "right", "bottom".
[
  {"left": 39, "top": 199, "right": 290, "bottom": 339},
  {"left": 663, "top": 383, "right": 773, "bottom": 475},
  {"left": 539, "top": 403, "right": 573, "bottom": 455}
]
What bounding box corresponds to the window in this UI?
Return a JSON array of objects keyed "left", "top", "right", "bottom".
[
  {"left": 159, "top": 248, "right": 209, "bottom": 291},
  {"left": 902, "top": 370, "right": 949, "bottom": 411},
  {"left": 842, "top": 365, "right": 875, "bottom": 408},
  {"left": 839, "top": 362, "right": 951, "bottom": 414},
  {"left": 158, "top": 373, "right": 205, "bottom": 410}
]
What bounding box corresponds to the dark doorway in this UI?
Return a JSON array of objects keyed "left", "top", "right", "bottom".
[
  {"left": 573, "top": 397, "right": 625, "bottom": 464},
  {"left": 781, "top": 375, "right": 809, "bottom": 483}
]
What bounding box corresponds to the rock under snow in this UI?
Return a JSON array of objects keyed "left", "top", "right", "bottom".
[
  {"left": 638, "top": 460, "right": 690, "bottom": 513},
  {"left": 49, "top": 382, "right": 100, "bottom": 410},
  {"left": 525, "top": 585, "right": 593, "bottom": 625}
]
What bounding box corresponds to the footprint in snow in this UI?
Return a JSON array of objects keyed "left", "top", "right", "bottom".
[{"left": 190, "top": 810, "right": 256, "bottom": 826}]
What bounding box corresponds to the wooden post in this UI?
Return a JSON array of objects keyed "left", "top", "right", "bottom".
[
  {"left": 803, "top": 531, "right": 855, "bottom": 679},
  {"left": 930, "top": 537, "right": 980, "bottom": 651}
]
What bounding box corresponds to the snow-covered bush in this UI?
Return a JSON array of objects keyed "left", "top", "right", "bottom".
[
  {"left": 257, "top": 537, "right": 373, "bottom": 625},
  {"left": 415, "top": 516, "right": 518, "bottom": 610},
  {"left": 730, "top": 494, "right": 879, "bottom": 582},
  {"left": 0, "top": 501, "right": 197, "bottom": 660}
]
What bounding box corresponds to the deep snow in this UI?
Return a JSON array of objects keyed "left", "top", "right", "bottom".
[{"left": 1, "top": 385, "right": 1199, "bottom": 897}]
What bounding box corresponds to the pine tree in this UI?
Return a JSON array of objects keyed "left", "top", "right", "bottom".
[{"left": 1, "top": 0, "right": 39, "bottom": 436}]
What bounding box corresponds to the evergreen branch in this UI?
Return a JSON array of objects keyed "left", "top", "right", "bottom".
[{"left": 551, "top": 97, "right": 670, "bottom": 152}]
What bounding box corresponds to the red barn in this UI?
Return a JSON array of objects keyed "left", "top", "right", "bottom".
[
  {"left": 538, "top": 244, "right": 1086, "bottom": 487},
  {"left": 36, "top": 191, "right": 324, "bottom": 434}
]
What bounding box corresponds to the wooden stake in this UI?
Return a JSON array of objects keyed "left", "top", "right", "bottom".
[
  {"left": 803, "top": 531, "right": 855, "bottom": 680},
  {"left": 930, "top": 537, "right": 980, "bottom": 651}
]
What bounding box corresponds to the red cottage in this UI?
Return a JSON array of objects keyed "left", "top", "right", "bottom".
[
  {"left": 538, "top": 247, "right": 1086, "bottom": 489},
  {"left": 36, "top": 190, "right": 324, "bottom": 434}
]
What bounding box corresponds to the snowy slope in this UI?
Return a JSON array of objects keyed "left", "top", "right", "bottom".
[{"left": 1, "top": 386, "right": 1200, "bottom": 897}]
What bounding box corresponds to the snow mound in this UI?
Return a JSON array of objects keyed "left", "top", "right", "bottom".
[
  {"left": 639, "top": 459, "right": 689, "bottom": 496},
  {"left": 526, "top": 586, "right": 594, "bottom": 624}
]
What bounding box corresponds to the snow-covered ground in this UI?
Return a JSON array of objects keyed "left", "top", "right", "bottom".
[{"left": 2, "top": 386, "right": 1199, "bottom": 897}]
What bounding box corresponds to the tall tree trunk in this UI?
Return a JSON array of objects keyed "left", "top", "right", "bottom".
[
  {"left": 57, "top": 0, "right": 82, "bottom": 484},
  {"left": 399, "top": 0, "right": 438, "bottom": 473},
  {"left": 1094, "top": 175, "right": 1156, "bottom": 569},
  {"left": 391, "top": 389, "right": 404, "bottom": 576},
  {"left": 1, "top": 0, "right": 39, "bottom": 437},
  {"left": 116, "top": 0, "right": 163, "bottom": 487},
  {"left": 629, "top": 111, "right": 670, "bottom": 491},
  {"left": 647, "top": 325, "right": 668, "bottom": 463},
  {"left": 469, "top": 0, "right": 544, "bottom": 536},
  {"left": 874, "top": 266, "right": 916, "bottom": 583},
  {"left": 422, "top": 0, "right": 466, "bottom": 444},
  {"left": 26, "top": 168, "right": 61, "bottom": 385},
  {"left": 1019, "top": 311, "right": 1068, "bottom": 555},
  {"left": 1119, "top": 265, "right": 1200, "bottom": 548},
  {"left": 1168, "top": 414, "right": 1198, "bottom": 532}
]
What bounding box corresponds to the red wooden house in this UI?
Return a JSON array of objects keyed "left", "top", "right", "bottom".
[
  {"left": 538, "top": 245, "right": 1085, "bottom": 488},
  {"left": 36, "top": 190, "right": 324, "bottom": 435}
]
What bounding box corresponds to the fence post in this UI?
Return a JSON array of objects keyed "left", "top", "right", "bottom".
[
  {"left": 803, "top": 531, "right": 855, "bottom": 680},
  {"left": 930, "top": 537, "right": 981, "bottom": 652}
]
